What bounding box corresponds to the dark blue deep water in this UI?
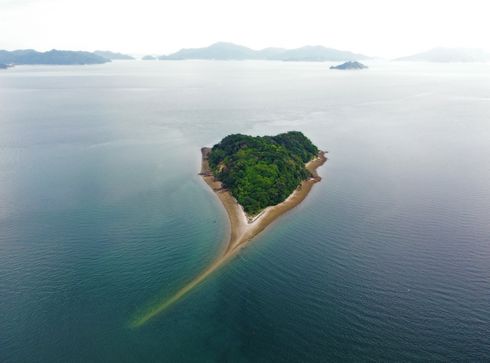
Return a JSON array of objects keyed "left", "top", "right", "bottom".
[{"left": 1, "top": 61, "right": 489, "bottom": 361}]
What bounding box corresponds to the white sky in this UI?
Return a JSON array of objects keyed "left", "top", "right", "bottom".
[{"left": 0, "top": 0, "right": 489, "bottom": 58}]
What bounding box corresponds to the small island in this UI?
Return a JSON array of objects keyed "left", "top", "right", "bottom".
[
  {"left": 202, "top": 131, "right": 326, "bottom": 256},
  {"left": 132, "top": 131, "right": 327, "bottom": 327},
  {"left": 330, "top": 61, "right": 368, "bottom": 70}
]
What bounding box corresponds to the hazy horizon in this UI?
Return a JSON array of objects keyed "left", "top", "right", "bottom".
[
  {"left": 1, "top": 0, "right": 489, "bottom": 58},
  {"left": 2, "top": 43, "right": 490, "bottom": 62}
]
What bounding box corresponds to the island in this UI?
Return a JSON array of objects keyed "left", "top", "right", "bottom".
[
  {"left": 330, "top": 61, "right": 368, "bottom": 70},
  {"left": 131, "top": 131, "right": 327, "bottom": 327},
  {"left": 0, "top": 49, "right": 110, "bottom": 65},
  {"left": 207, "top": 132, "right": 320, "bottom": 214},
  {"left": 156, "top": 41, "right": 370, "bottom": 61},
  {"left": 0, "top": 63, "right": 12, "bottom": 69},
  {"left": 142, "top": 55, "right": 157, "bottom": 60}
]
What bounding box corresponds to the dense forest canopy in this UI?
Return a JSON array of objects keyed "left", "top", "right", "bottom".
[{"left": 208, "top": 131, "right": 319, "bottom": 215}]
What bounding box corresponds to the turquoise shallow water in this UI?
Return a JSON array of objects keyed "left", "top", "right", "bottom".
[{"left": 1, "top": 61, "right": 490, "bottom": 361}]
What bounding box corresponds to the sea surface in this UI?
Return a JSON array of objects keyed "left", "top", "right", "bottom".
[{"left": 1, "top": 60, "right": 489, "bottom": 362}]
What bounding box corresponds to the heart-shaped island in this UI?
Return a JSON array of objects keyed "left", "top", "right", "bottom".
[{"left": 132, "top": 132, "right": 326, "bottom": 327}]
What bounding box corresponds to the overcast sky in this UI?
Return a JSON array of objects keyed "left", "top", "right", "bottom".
[{"left": 0, "top": 0, "right": 488, "bottom": 58}]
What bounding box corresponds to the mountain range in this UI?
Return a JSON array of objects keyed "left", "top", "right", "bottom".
[
  {"left": 396, "top": 47, "right": 490, "bottom": 62},
  {"left": 3, "top": 45, "right": 489, "bottom": 65},
  {"left": 155, "top": 42, "right": 370, "bottom": 61}
]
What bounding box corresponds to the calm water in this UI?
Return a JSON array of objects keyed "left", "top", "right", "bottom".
[{"left": 1, "top": 61, "right": 489, "bottom": 362}]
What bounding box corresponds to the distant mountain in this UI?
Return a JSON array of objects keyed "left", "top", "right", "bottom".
[
  {"left": 159, "top": 42, "right": 256, "bottom": 60},
  {"left": 142, "top": 55, "right": 157, "bottom": 60},
  {"left": 330, "top": 61, "right": 368, "bottom": 70},
  {"left": 94, "top": 50, "right": 134, "bottom": 60},
  {"left": 158, "top": 42, "right": 370, "bottom": 61},
  {"left": 271, "top": 46, "right": 369, "bottom": 62},
  {"left": 0, "top": 49, "right": 110, "bottom": 65},
  {"left": 396, "top": 47, "right": 490, "bottom": 62}
]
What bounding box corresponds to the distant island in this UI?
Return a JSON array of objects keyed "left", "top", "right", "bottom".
[
  {"left": 0, "top": 63, "right": 13, "bottom": 69},
  {"left": 94, "top": 50, "right": 134, "bottom": 60},
  {"left": 156, "top": 42, "right": 370, "bottom": 61},
  {"left": 131, "top": 131, "right": 327, "bottom": 327},
  {"left": 142, "top": 55, "right": 157, "bottom": 60},
  {"left": 396, "top": 47, "right": 490, "bottom": 63},
  {"left": 330, "top": 61, "right": 368, "bottom": 70},
  {"left": 0, "top": 49, "right": 110, "bottom": 65}
]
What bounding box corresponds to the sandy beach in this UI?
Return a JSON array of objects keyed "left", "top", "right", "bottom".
[{"left": 131, "top": 147, "right": 327, "bottom": 327}]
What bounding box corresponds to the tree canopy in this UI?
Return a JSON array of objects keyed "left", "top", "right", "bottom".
[{"left": 208, "top": 131, "right": 319, "bottom": 215}]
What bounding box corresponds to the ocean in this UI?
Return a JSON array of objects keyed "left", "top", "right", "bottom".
[{"left": 1, "top": 60, "right": 489, "bottom": 361}]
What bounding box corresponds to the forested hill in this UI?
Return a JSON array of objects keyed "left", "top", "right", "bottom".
[
  {"left": 158, "top": 42, "right": 370, "bottom": 61},
  {"left": 208, "top": 131, "right": 319, "bottom": 215},
  {"left": 0, "top": 49, "right": 110, "bottom": 65}
]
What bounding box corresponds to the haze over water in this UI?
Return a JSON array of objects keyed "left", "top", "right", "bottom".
[{"left": 1, "top": 60, "right": 490, "bottom": 361}]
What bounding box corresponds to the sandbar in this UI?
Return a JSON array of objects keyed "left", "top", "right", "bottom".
[{"left": 131, "top": 147, "right": 327, "bottom": 327}]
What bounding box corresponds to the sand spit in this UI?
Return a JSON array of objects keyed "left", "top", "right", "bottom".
[{"left": 131, "top": 148, "right": 327, "bottom": 327}]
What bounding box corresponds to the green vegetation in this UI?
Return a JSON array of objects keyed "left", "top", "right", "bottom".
[{"left": 208, "top": 131, "right": 319, "bottom": 215}]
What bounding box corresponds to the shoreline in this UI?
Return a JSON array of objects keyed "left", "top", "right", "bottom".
[
  {"left": 200, "top": 147, "right": 327, "bottom": 255},
  {"left": 131, "top": 148, "right": 327, "bottom": 327}
]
